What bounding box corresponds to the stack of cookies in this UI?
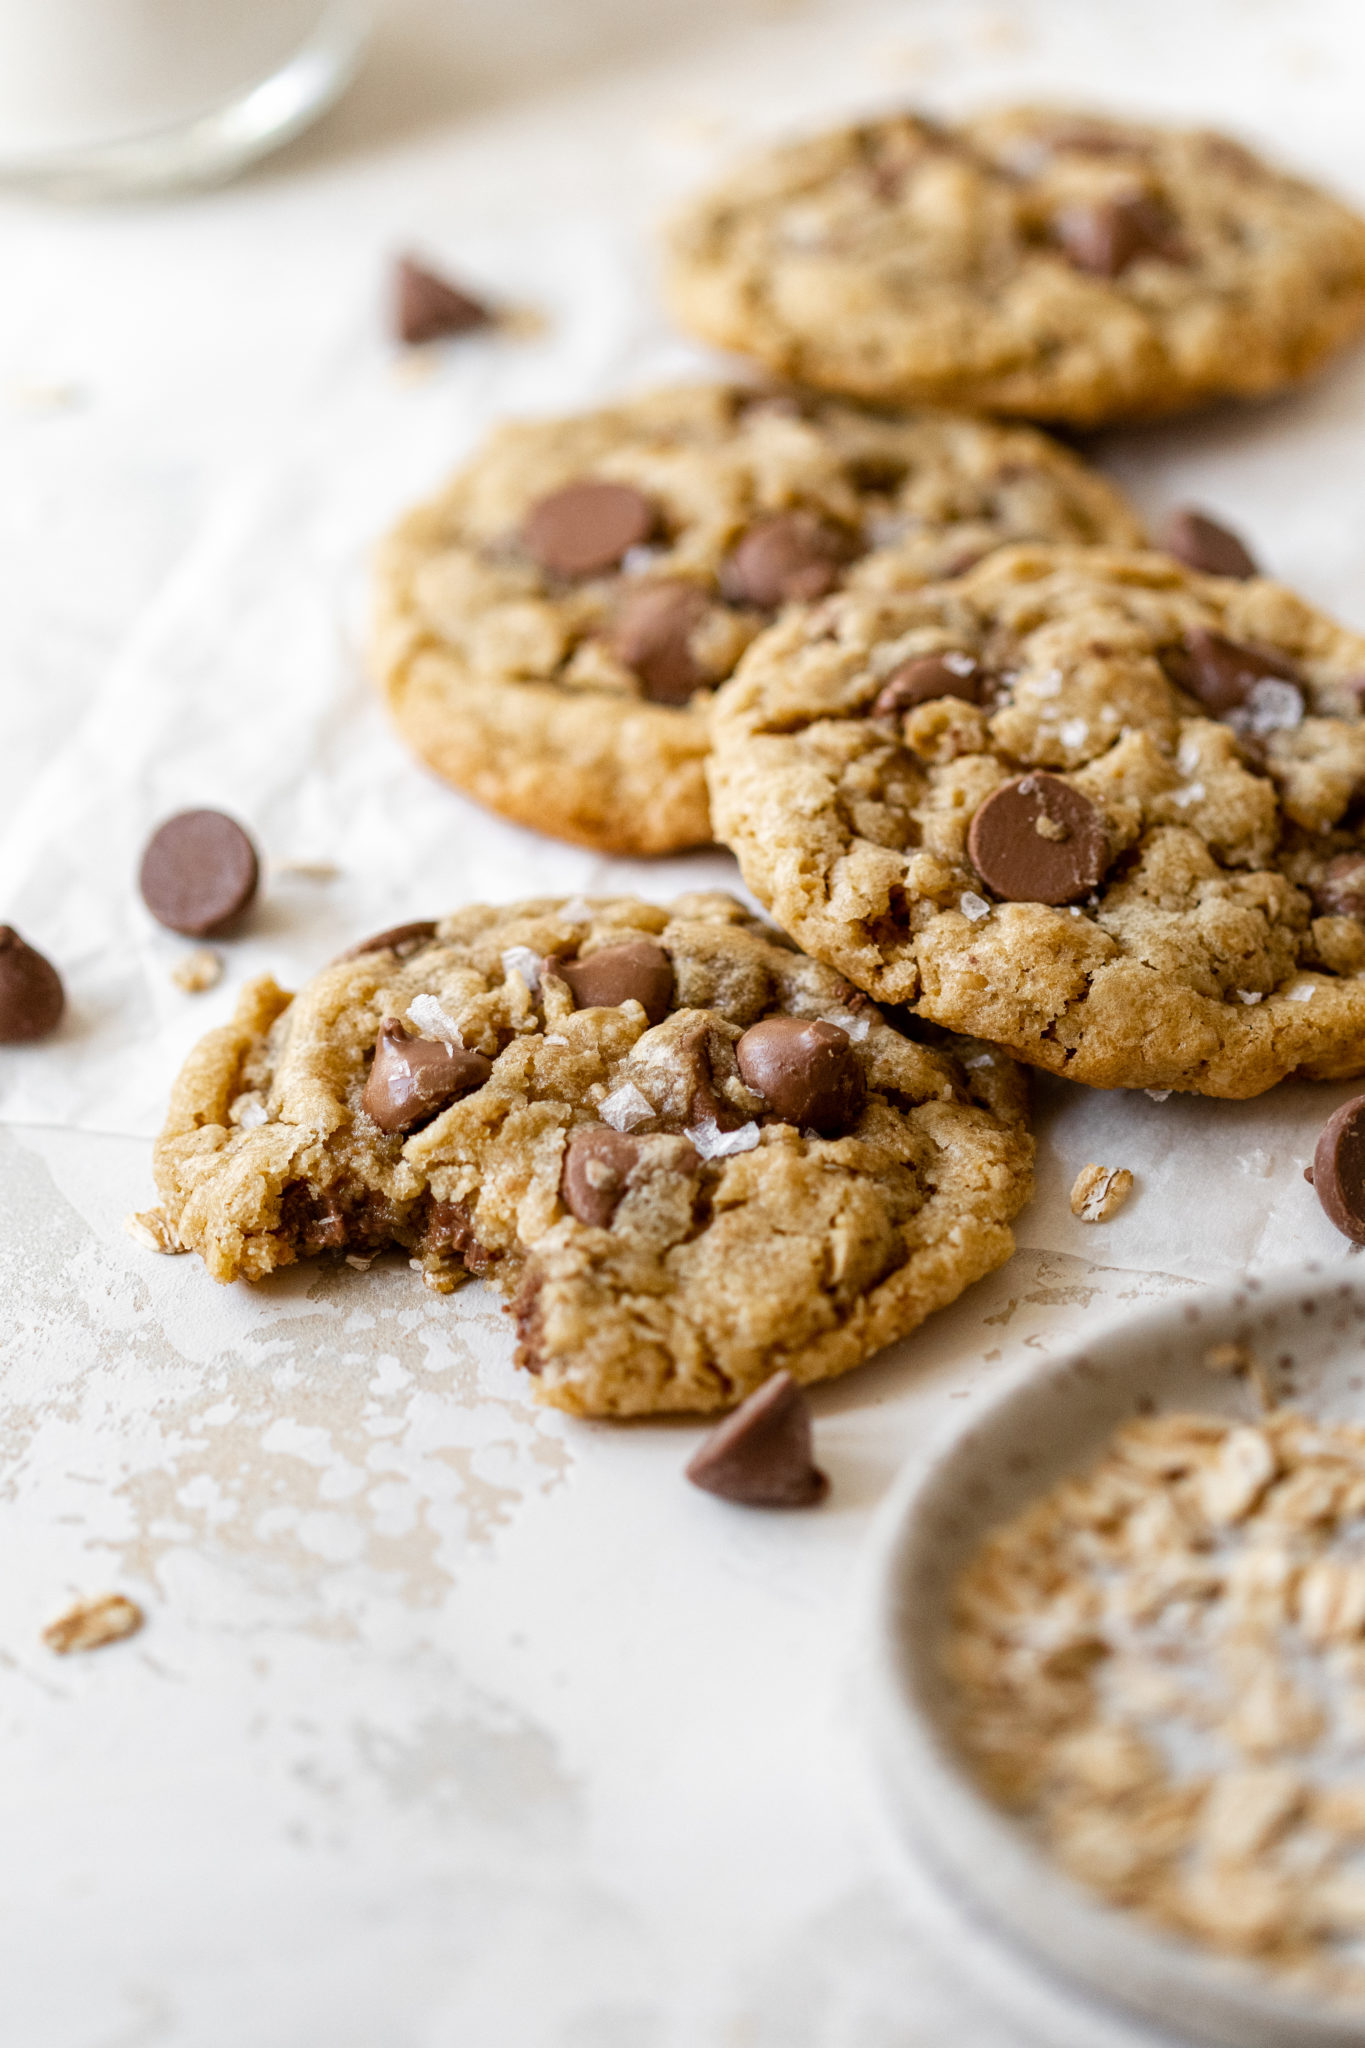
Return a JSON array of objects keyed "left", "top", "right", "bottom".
[{"left": 152, "top": 107, "right": 1365, "bottom": 1430}]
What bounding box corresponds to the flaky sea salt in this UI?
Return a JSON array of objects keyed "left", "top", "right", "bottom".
[
  {"left": 1236, "top": 678, "right": 1305, "bottom": 736},
  {"left": 1176, "top": 734, "right": 1203, "bottom": 776},
  {"left": 1145, "top": 1088, "right": 1172, "bottom": 1102},
  {"left": 1032, "top": 669, "right": 1063, "bottom": 698},
  {"left": 600, "top": 1082, "right": 654, "bottom": 1132},
  {"left": 1170, "top": 782, "right": 1205, "bottom": 809},
  {"left": 1059, "top": 717, "right": 1089, "bottom": 749},
  {"left": 941, "top": 650, "right": 977, "bottom": 677},
  {"left": 1288, "top": 983, "right": 1317, "bottom": 1003},
  {"left": 820, "top": 1007, "right": 870, "bottom": 1040},
  {"left": 559, "top": 896, "right": 593, "bottom": 922},
  {"left": 408, "top": 993, "right": 462, "bottom": 1046},
  {"left": 1236, "top": 990, "right": 1264, "bottom": 1005},
  {"left": 235, "top": 1096, "right": 268, "bottom": 1129},
  {"left": 959, "top": 891, "right": 991, "bottom": 922},
  {"left": 543, "top": 1033, "right": 569, "bottom": 1047},
  {"left": 501, "top": 945, "right": 543, "bottom": 992},
  {"left": 686, "top": 1119, "right": 762, "bottom": 1161}
]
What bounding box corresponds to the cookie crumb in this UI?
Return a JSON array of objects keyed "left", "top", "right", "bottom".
[
  {"left": 1070, "top": 1163, "right": 1134, "bottom": 1222},
  {"left": 123, "top": 1208, "right": 184, "bottom": 1255},
  {"left": 170, "top": 946, "right": 222, "bottom": 994},
  {"left": 44, "top": 1593, "right": 144, "bottom": 1654},
  {"left": 273, "top": 860, "right": 341, "bottom": 883}
]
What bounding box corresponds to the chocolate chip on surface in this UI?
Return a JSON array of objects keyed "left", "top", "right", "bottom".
[
  {"left": 0, "top": 926, "right": 64, "bottom": 1043},
  {"left": 334, "top": 920, "right": 438, "bottom": 964},
  {"left": 139, "top": 810, "right": 260, "bottom": 937},
  {"left": 719, "top": 512, "right": 857, "bottom": 608},
  {"left": 1313, "top": 855, "right": 1365, "bottom": 921},
  {"left": 967, "top": 773, "right": 1110, "bottom": 905},
  {"left": 1051, "top": 191, "right": 1185, "bottom": 275},
  {"left": 871, "top": 652, "right": 983, "bottom": 717},
  {"left": 685, "top": 1371, "right": 828, "bottom": 1507},
  {"left": 558, "top": 941, "right": 673, "bottom": 1024},
  {"left": 560, "top": 1126, "right": 639, "bottom": 1228},
  {"left": 610, "top": 579, "right": 710, "bottom": 705},
  {"left": 1313, "top": 1095, "right": 1365, "bottom": 1242},
  {"left": 676, "top": 1022, "right": 744, "bottom": 1131},
  {"left": 522, "top": 481, "right": 655, "bottom": 579},
  {"left": 1164, "top": 508, "right": 1259, "bottom": 580},
  {"left": 735, "top": 1016, "right": 866, "bottom": 1136},
  {"left": 394, "top": 255, "right": 494, "bottom": 345},
  {"left": 1164, "top": 628, "right": 1301, "bottom": 715},
  {"left": 361, "top": 1018, "right": 492, "bottom": 1134}
]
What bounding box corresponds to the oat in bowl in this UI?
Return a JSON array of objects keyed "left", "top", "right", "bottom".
[{"left": 859, "top": 1270, "right": 1365, "bottom": 2048}]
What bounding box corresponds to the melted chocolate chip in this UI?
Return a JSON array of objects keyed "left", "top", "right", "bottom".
[
  {"left": 1164, "top": 508, "right": 1259, "bottom": 580},
  {"left": 719, "top": 512, "right": 857, "bottom": 608},
  {"left": 1312, "top": 854, "right": 1365, "bottom": 921},
  {"left": 871, "top": 652, "right": 983, "bottom": 717},
  {"left": 1163, "top": 629, "right": 1301, "bottom": 716},
  {"left": 334, "top": 920, "right": 438, "bottom": 964},
  {"left": 735, "top": 1016, "right": 865, "bottom": 1136},
  {"left": 361, "top": 1018, "right": 491, "bottom": 1134},
  {"left": 1313, "top": 1096, "right": 1365, "bottom": 1242},
  {"left": 421, "top": 1197, "right": 495, "bottom": 1274},
  {"left": 610, "top": 580, "right": 709, "bottom": 705},
  {"left": 0, "top": 926, "right": 64, "bottom": 1043},
  {"left": 557, "top": 941, "right": 673, "bottom": 1024},
  {"left": 677, "top": 1023, "right": 744, "bottom": 1132},
  {"left": 394, "top": 256, "right": 494, "bottom": 345},
  {"left": 967, "top": 773, "right": 1110, "bottom": 906},
  {"left": 684, "top": 1371, "right": 829, "bottom": 1507},
  {"left": 560, "top": 1126, "right": 639, "bottom": 1228},
  {"left": 1051, "top": 191, "right": 1185, "bottom": 276},
  {"left": 139, "top": 810, "right": 259, "bottom": 936},
  {"left": 523, "top": 481, "right": 655, "bottom": 579}
]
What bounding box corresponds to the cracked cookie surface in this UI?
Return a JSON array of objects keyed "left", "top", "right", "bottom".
[
  {"left": 708, "top": 546, "right": 1365, "bottom": 1097},
  {"left": 371, "top": 382, "right": 1142, "bottom": 853},
  {"left": 152, "top": 893, "right": 1033, "bottom": 1416},
  {"left": 667, "top": 108, "right": 1365, "bottom": 425}
]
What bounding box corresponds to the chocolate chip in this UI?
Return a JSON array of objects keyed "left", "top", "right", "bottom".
[
  {"left": 610, "top": 580, "right": 709, "bottom": 705},
  {"left": 557, "top": 941, "right": 673, "bottom": 1024},
  {"left": 560, "top": 1126, "right": 639, "bottom": 1228},
  {"left": 0, "top": 926, "right": 64, "bottom": 1043},
  {"left": 684, "top": 1372, "right": 828, "bottom": 1507},
  {"left": 1163, "top": 629, "right": 1301, "bottom": 716},
  {"left": 1312, "top": 854, "right": 1365, "bottom": 921},
  {"left": 1164, "top": 508, "right": 1259, "bottom": 580},
  {"left": 871, "top": 652, "right": 983, "bottom": 717},
  {"left": 1051, "top": 192, "right": 1185, "bottom": 276},
  {"left": 394, "top": 255, "right": 494, "bottom": 345},
  {"left": 967, "top": 774, "right": 1110, "bottom": 905},
  {"left": 522, "top": 481, "right": 655, "bottom": 579},
  {"left": 361, "top": 1018, "right": 491, "bottom": 1134},
  {"left": 139, "top": 810, "right": 260, "bottom": 936},
  {"left": 719, "top": 512, "right": 857, "bottom": 609},
  {"left": 736, "top": 1016, "right": 865, "bottom": 1136},
  {"left": 1313, "top": 1096, "right": 1365, "bottom": 1242},
  {"left": 334, "top": 920, "right": 438, "bottom": 964}
]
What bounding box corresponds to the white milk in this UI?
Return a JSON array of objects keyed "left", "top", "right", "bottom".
[{"left": 0, "top": 0, "right": 369, "bottom": 185}]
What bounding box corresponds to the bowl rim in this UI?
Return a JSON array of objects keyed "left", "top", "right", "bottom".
[{"left": 855, "top": 1263, "right": 1365, "bottom": 2048}]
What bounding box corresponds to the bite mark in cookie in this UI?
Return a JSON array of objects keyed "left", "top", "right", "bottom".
[{"left": 150, "top": 894, "right": 1033, "bottom": 1415}]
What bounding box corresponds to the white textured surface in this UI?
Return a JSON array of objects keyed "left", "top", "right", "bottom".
[{"left": 4, "top": 1, "right": 1365, "bottom": 2041}]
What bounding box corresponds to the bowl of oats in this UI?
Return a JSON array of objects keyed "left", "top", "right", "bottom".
[{"left": 861, "top": 1269, "right": 1365, "bottom": 2047}]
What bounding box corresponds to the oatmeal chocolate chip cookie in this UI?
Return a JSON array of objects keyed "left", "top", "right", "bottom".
[
  {"left": 667, "top": 108, "right": 1365, "bottom": 425},
  {"left": 371, "top": 382, "right": 1142, "bottom": 854},
  {"left": 708, "top": 544, "right": 1365, "bottom": 1098},
  {"left": 151, "top": 892, "right": 1032, "bottom": 1416}
]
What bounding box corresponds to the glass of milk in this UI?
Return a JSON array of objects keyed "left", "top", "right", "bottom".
[{"left": 0, "top": 0, "right": 372, "bottom": 196}]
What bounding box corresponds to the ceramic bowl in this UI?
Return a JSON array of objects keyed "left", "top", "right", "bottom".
[{"left": 858, "top": 1265, "right": 1365, "bottom": 2048}]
